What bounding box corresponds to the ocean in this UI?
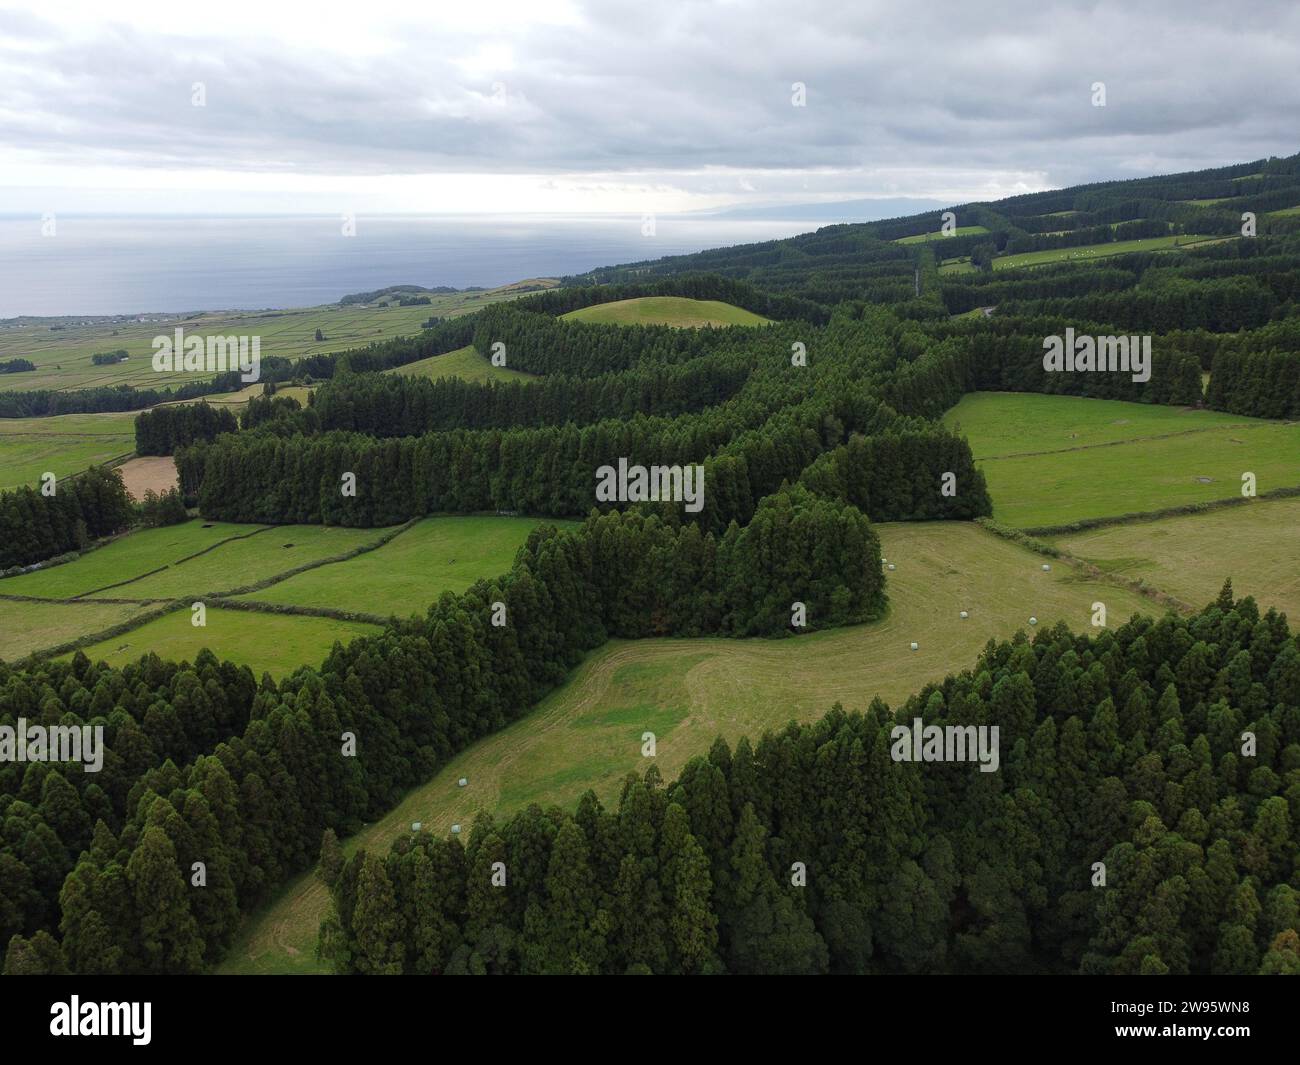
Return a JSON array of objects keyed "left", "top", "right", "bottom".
[{"left": 0, "top": 213, "right": 819, "bottom": 318}]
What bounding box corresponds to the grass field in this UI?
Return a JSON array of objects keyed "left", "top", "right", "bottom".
[
  {"left": 0, "top": 411, "right": 136, "bottom": 489},
  {"left": 991, "top": 234, "right": 1227, "bottom": 271},
  {"left": 84, "top": 524, "right": 390, "bottom": 600},
  {"left": 560, "top": 296, "right": 770, "bottom": 328},
  {"left": 3, "top": 515, "right": 553, "bottom": 667},
  {"left": 389, "top": 345, "right": 535, "bottom": 384},
  {"left": 1048, "top": 497, "right": 1300, "bottom": 619},
  {"left": 231, "top": 515, "right": 577, "bottom": 618},
  {"left": 0, "top": 520, "right": 266, "bottom": 599},
  {"left": 0, "top": 280, "right": 555, "bottom": 393},
  {"left": 218, "top": 519, "right": 1154, "bottom": 973},
  {"left": 893, "top": 226, "right": 989, "bottom": 244},
  {"left": 943, "top": 393, "right": 1300, "bottom": 528},
  {"left": 0, "top": 599, "right": 155, "bottom": 662},
  {"left": 64, "top": 606, "right": 381, "bottom": 677},
  {"left": 945, "top": 392, "right": 1252, "bottom": 458},
  {"left": 1267, "top": 205, "right": 1300, "bottom": 218}
]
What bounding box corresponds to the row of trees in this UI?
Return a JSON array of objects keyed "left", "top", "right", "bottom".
[
  {"left": 0, "top": 467, "right": 135, "bottom": 571},
  {"left": 943, "top": 265, "right": 1137, "bottom": 315},
  {"left": 308, "top": 350, "right": 759, "bottom": 435},
  {"left": 926, "top": 315, "right": 1206, "bottom": 406},
  {"left": 470, "top": 303, "right": 761, "bottom": 377},
  {"left": 319, "top": 588, "right": 1300, "bottom": 974},
  {"left": 134, "top": 403, "right": 239, "bottom": 455},
  {"left": 995, "top": 276, "right": 1278, "bottom": 335},
  {"left": 1, "top": 492, "right": 885, "bottom": 972},
  {"left": 1206, "top": 350, "right": 1300, "bottom": 419}
]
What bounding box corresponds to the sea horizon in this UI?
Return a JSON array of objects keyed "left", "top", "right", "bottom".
[{"left": 0, "top": 212, "right": 826, "bottom": 319}]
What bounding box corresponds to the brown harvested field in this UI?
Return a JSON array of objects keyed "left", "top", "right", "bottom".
[{"left": 117, "top": 455, "right": 178, "bottom": 500}]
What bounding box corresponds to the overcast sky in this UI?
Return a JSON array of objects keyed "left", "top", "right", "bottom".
[{"left": 2, "top": 0, "right": 1298, "bottom": 215}]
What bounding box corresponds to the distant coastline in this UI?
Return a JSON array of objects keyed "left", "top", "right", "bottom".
[{"left": 0, "top": 213, "right": 822, "bottom": 318}]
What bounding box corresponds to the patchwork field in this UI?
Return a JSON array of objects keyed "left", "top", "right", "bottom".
[
  {"left": 943, "top": 392, "right": 1300, "bottom": 529},
  {"left": 85, "top": 523, "right": 388, "bottom": 600},
  {"left": 560, "top": 296, "right": 770, "bottom": 328},
  {"left": 1048, "top": 497, "right": 1300, "bottom": 620},
  {"left": 232, "top": 515, "right": 578, "bottom": 618},
  {"left": 389, "top": 344, "right": 535, "bottom": 384},
  {"left": 0, "top": 411, "right": 136, "bottom": 489},
  {"left": 219, "top": 519, "right": 1154, "bottom": 973},
  {"left": 0, "top": 520, "right": 266, "bottom": 599},
  {"left": 0, "top": 514, "right": 564, "bottom": 666},
  {"left": 0, "top": 280, "right": 553, "bottom": 393},
  {"left": 64, "top": 606, "right": 381, "bottom": 677}
]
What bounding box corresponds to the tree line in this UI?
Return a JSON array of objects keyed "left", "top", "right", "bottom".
[
  {"left": 307, "top": 349, "right": 761, "bottom": 435},
  {"left": 135, "top": 403, "right": 239, "bottom": 455},
  {"left": 0, "top": 467, "right": 135, "bottom": 572}
]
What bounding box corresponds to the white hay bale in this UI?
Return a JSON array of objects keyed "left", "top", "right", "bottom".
[
  {"left": 451, "top": 824, "right": 462, "bottom": 834},
  {"left": 960, "top": 610, "right": 969, "bottom": 619},
  {"left": 1041, "top": 564, "right": 1051, "bottom": 571},
  {"left": 411, "top": 822, "right": 422, "bottom": 832},
  {"left": 910, "top": 641, "right": 919, "bottom": 651},
  {"left": 458, "top": 777, "right": 468, "bottom": 787},
  {"left": 887, "top": 563, "right": 896, "bottom": 571},
  {"left": 1029, "top": 616, "right": 1038, "bottom": 625}
]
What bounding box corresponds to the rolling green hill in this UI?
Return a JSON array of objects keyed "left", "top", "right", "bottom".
[
  {"left": 561, "top": 296, "right": 771, "bottom": 327},
  {"left": 388, "top": 344, "right": 536, "bottom": 384}
]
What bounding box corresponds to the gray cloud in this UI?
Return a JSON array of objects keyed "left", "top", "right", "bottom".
[{"left": 2, "top": 0, "right": 1298, "bottom": 206}]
